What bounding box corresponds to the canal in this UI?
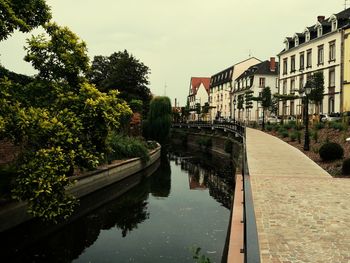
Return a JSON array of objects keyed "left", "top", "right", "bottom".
[{"left": 0, "top": 149, "right": 235, "bottom": 263}]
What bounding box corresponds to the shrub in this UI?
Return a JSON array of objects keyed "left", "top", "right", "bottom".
[
  {"left": 266, "top": 125, "right": 273, "bottom": 131},
  {"left": 297, "top": 131, "right": 302, "bottom": 144},
  {"left": 312, "top": 130, "right": 318, "bottom": 143},
  {"left": 319, "top": 142, "right": 344, "bottom": 161},
  {"left": 342, "top": 159, "right": 350, "bottom": 175},
  {"left": 106, "top": 132, "right": 150, "bottom": 162},
  {"left": 289, "top": 131, "right": 298, "bottom": 141},
  {"left": 278, "top": 127, "right": 288, "bottom": 138},
  {"left": 329, "top": 121, "right": 344, "bottom": 131},
  {"left": 283, "top": 123, "right": 293, "bottom": 130},
  {"left": 314, "top": 122, "right": 325, "bottom": 130}
]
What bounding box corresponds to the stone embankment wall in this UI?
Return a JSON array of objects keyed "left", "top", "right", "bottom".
[
  {"left": 0, "top": 145, "right": 161, "bottom": 232},
  {"left": 171, "top": 128, "right": 242, "bottom": 162}
]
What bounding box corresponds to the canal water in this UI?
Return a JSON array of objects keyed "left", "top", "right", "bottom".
[{"left": 0, "top": 150, "right": 235, "bottom": 263}]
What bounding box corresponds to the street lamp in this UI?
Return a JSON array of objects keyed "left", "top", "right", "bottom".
[
  {"left": 233, "top": 97, "right": 237, "bottom": 123},
  {"left": 303, "top": 82, "right": 312, "bottom": 151}
]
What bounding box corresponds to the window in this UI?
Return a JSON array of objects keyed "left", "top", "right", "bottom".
[
  {"left": 299, "top": 75, "right": 304, "bottom": 90},
  {"left": 331, "top": 19, "right": 337, "bottom": 31},
  {"left": 329, "top": 41, "right": 336, "bottom": 62},
  {"left": 259, "top": 77, "right": 266, "bottom": 88},
  {"left": 318, "top": 45, "right": 324, "bottom": 65},
  {"left": 283, "top": 58, "right": 288, "bottom": 75},
  {"left": 295, "top": 37, "right": 299, "bottom": 47},
  {"left": 290, "top": 101, "right": 295, "bottom": 115},
  {"left": 317, "top": 26, "right": 322, "bottom": 37},
  {"left": 283, "top": 80, "right": 287, "bottom": 94},
  {"left": 329, "top": 68, "right": 335, "bottom": 87},
  {"left": 299, "top": 52, "right": 305, "bottom": 70},
  {"left": 283, "top": 101, "right": 287, "bottom": 115},
  {"left": 290, "top": 78, "right": 295, "bottom": 94},
  {"left": 305, "top": 31, "right": 310, "bottom": 42},
  {"left": 291, "top": 55, "right": 296, "bottom": 72},
  {"left": 329, "top": 97, "right": 334, "bottom": 113},
  {"left": 306, "top": 49, "right": 312, "bottom": 68}
]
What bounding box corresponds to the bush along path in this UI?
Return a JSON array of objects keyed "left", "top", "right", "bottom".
[{"left": 261, "top": 120, "right": 350, "bottom": 177}]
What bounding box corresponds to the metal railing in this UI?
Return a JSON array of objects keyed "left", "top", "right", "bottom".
[
  {"left": 172, "top": 120, "right": 245, "bottom": 138},
  {"left": 171, "top": 121, "right": 260, "bottom": 263}
]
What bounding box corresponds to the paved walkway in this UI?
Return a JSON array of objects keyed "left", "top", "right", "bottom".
[{"left": 246, "top": 128, "right": 350, "bottom": 263}]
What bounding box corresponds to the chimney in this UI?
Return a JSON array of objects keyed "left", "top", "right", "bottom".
[
  {"left": 175, "top": 98, "right": 177, "bottom": 108},
  {"left": 270, "top": 57, "right": 276, "bottom": 72},
  {"left": 317, "top": 16, "right": 325, "bottom": 22}
]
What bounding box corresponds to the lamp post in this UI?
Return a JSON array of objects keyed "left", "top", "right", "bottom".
[
  {"left": 303, "top": 83, "right": 312, "bottom": 151},
  {"left": 233, "top": 97, "right": 237, "bottom": 123}
]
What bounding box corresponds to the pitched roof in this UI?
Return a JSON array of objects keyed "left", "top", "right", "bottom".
[
  {"left": 236, "top": 60, "right": 279, "bottom": 81},
  {"left": 190, "top": 77, "right": 210, "bottom": 95}
]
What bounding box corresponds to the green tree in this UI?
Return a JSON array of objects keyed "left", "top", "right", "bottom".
[
  {"left": 260, "top": 87, "right": 272, "bottom": 130},
  {"left": 143, "top": 96, "right": 172, "bottom": 144},
  {"left": 24, "top": 22, "right": 90, "bottom": 87},
  {"left": 88, "top": 50, "right": 151, "bottom": 114},
  {"left": 0, "top": 23, "right": 132, "bottom": 221},
  {"left": 0, "top": 0, "right": 51, "bottom": 41},
  {"left": 308, "top": 71, "right": 324, "bottom": 115},
  {"left": 237, "top": 94, "right": 244, "bottom": 120},
  {"left": 245, "top": 90, "right": 253, "bottom": 121}
]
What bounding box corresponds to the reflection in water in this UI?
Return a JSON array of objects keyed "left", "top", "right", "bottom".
[
  {"left": 0, "top": 150, "right": 234, "bottom": 263},
  {"left": 150, "top": 154, "right": 171, "bottom": 197},
  {"left": 169, "top": 151, "right": 234, "bottom": 209}
]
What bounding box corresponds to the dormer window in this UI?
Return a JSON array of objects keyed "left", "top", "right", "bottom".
[
  {"left": 328, "top": 15, "right": 338, "bottom": 31},
  {"left": 317, "top": 27, "right": 322, "bottom": 37},
  {"left": 284, "top": 39, "right": 289, "bottom": 50},
  {"left": 295, "top": 36, "right": 299, "bottom": 47},
  {"left": 305, "top": 30, "right": 310, "bottom": 42}
]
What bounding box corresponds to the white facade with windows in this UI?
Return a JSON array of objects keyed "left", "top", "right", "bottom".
[
  {"left": 233, "top": 59, "right": 279, "bottom": 122},
  {"left": 209, "top": 57, "right": 261, "bottom": 120},
  {"left": 278, "top": 10, "right": 350, "bottom": 116}
]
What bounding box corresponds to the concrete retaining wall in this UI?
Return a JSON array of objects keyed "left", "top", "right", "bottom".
[{"left": 0, "top": 146, "right": 161, "bottom": 232}]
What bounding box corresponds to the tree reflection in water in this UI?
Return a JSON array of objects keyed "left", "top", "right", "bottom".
[
  {"left": 0, "top": 160, "right": 169, "bottom": 263},
  {"left": 0, "top": 150, "right": 232, "bottom": 263}
]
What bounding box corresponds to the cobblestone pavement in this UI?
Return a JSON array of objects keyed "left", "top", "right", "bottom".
[{"left": 246, "top": 128, "right": 350, "bottom": 263}]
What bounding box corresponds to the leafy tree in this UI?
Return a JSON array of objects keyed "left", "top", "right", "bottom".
[
  {"left": 143, "top": 96, "right": 172, "bottom": 144},
  {"left": 260, "top": 86, "right": 272, "bottom": 130},
  {"left": 308, "top": 71, "right": 324, "bottom": 115},
  {"left": 24, "top": 22, "right": 90, "bottom": 87},
  {"left": 0, "top": 0, "right": 51, "bottom": 41},
  {"left": 0, "top": 23, "right": 132, "bottom": 221},
  {"left": 245, "top": 91, "right": 253, "bottom": 121},
  {"left": 88, "top": 50, "right": 151, "bottom": 114},
  {"left": 129, "top": 99, "right": 143, "bottom": 113},
  {"left": 237, "top": 94, "right": 244, "bottom": 120}
]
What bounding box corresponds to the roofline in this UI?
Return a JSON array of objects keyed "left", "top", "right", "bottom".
[
  {"left": 211, "top": 57, "right": 262, "bottom": 77},
  {"left": 279, "top": 29, "right": 341, "bottom": 55}
]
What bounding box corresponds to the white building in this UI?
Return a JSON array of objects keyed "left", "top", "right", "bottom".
[
  {"left": 233, "top": 58, "right": 279, "bottom": 122},
  {"left": 209, "top": 57, "right": 261, "bottom": 120},
  {"left": 278, "top": 8, "right": 350, "bottom": 116},
  {"left": 187, "top": 77, "right": 210, "bottom": 121}
]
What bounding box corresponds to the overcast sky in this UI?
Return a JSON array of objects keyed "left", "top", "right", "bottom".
[{"left": 0, "top": 0, "right": 346, "bottom": 106}]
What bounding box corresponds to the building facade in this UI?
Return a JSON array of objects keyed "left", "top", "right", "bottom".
[
  {"left": 344, "top": 27, "right": 350, "bottom": 112},
  {"left": 209, "top": 57, "right": 261, "bottom": 120},
  {"left": 278, "top": 8, "right": 350, "bottom": 116},
  {"left": 233, "top": 58, "right": 279, "bottom": 122},
  {"left": 187, "top": 77, "right": 210, "bottom": 121}
]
